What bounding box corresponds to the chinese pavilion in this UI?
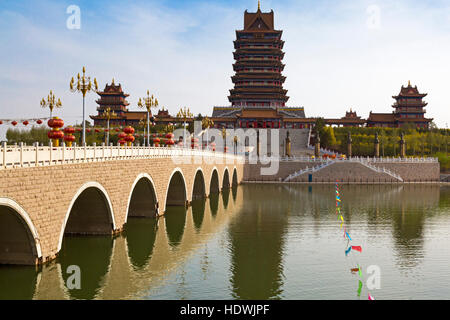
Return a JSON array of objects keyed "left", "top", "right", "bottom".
[
  {"left": 90, "top": 80, "right": 184, "bottom": 127},
  {"left": 367, "top": 81, "right": 432, "bottom": 128},
  {"left": 211, "top": 2, "right": 307, "bottom": 129}
]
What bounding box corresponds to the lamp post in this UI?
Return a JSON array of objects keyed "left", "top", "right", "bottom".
[
  {"left": 138, "top": 90, "right": 158, "bottom": 147},
  {"left": 177, "top": 107, "right": 193, "bottom": 148},
  {"left": 202, "top": 116, "right": 214, "bottom": 149},
  {"left": 70, "top": 66, "right": 98, "bottom": 146},
  {"left": 102, "top": 107, "right": 117, "bottom": 145},
  {"left": 40, "top": 90, "right": 62, "bottom": 118}
]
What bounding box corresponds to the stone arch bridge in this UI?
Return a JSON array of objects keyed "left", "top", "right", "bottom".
[{"left": 0, "top": 145, "right": 244, "bottom": 266}]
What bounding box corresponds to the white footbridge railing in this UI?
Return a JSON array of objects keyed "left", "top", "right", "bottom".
[{"left": 0, "top": 142, "right": 243, "bottom": 169}]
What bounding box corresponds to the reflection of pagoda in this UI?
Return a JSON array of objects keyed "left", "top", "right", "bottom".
[
  {"left": 367, "top": 81, "right": 433, "bottom": 128},
  {"left": 211, "top": 2, "right": 307, "bottom": 129}
]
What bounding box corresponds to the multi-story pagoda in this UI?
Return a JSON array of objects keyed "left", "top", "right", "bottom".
[
  {"left": 212, "top": 2, "right": 307, "bottom": 129},
  {"left": 229, "top": 2, "right": 288, "bottom": 108},
  {"left": 391, "top": 81, "right": 432, "bottom": 128},
  {"left": 367, "top": 81, "right": 433, "bottom": 128}
]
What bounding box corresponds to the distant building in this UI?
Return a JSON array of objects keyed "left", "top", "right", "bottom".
[
  {"left": 90, "top": 80, "right": 187, "bottom": 127},
  {"left": 367, "top": 81, "right": 433, "bottom": 128}
]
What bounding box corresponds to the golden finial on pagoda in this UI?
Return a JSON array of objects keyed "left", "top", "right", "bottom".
[
  {"left": 112, "top": 78, "right": 115, "bottom": 85},
  {"left": 408, "top": 80, "right": 411, "bottom": 86},
  {"left": 258, "top": 0, "right": 261, "bottom": 10}
]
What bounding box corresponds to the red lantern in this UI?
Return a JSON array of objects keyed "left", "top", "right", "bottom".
[
  {"left": 0, "top": 120, "right": 3, "bottom": 125},
  {"left": 63, "top": 126, "right": 76, "bottom": 147},
  {"left": 47, "top": 117, "right": 64, "bottom": 147},
  {"left": 166, "top": 133, "right": 174, "bottom": 139},
  {"left": 64, "top": 126, "right": 75, "bottom": 134},
  {"left": 124, "top": 126, "right": 135, "bottom": 135},
  {"left": 48, "top": 130, "right": 64, "bottom": 140},
  {"left": 125, "top": 135, "right": 135, "bottom": 143},
  {"left": 115, "top": 128, "right": 120, "bottom": 132},
  {"left": 36, "top": 119, "right": 43, "bottom": 125},
  {"left": 23, "top": 121, "right": 29, "bottom": 126},
  {"left": 95, "top": 128, "right": 100, "bottom": 133},
  {"left": 104, "top": 129, "right": 109, "bottom": 132},
  {"left": 118, "top": 139, "right": 126, "bottom": 146},
  {"left": 47, "top": 118, "right": 64, "bottom": 129},
  {"left": 118, "top": 132, "right": 127, "bottom": 140},
  {"left": 11, "top": 121, "right": 18, "bottom": 126},
  {"left": 166, "top": 139, "right": 175, "bottom": 147}
]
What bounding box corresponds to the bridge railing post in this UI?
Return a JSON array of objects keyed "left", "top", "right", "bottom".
[
  {"left": 73, "top": 142, "right": 77, "bottom": 163},
  {"left": 62, "top": 142, "right": 65, "bottom": 165},
  {"left": 49, "top": 140, "right": 52, "bottom": 166},
  {"left": 34, "top": 142, "right": 38, "bottom": 167},
  {"left": 2, "top": 142, "right": 6, "bottom": 169},
  {"left": 19, "top": 142, "right": 23, "bottom": 167},
  {"left": 93, "top": 143, "right": 96, "bottom": 162}
]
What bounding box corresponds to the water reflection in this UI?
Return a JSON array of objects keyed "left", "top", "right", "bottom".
[
  {"left": 228, "top": 185, "right": 288, "bottom": 299},
  {"left": 191, "top": 199, "right": 206, "bottom": 232},
  {"left": 125, "top": 218, "right": 158, "bottom": 269},
  {"left": 164, "top": 206, "right": 187, "bottom": 248},
  {"left": 209, "top": 194, "right": 219, "bottom": 218},
  {"left": 0, "top": 185, "right": 449, "bottom": 300},
  {"left": 222, "top": 188, "right": 230, "bottom": 209},
  {"left": 58, "top": 236, "right": 113, "bottom": 300},
  {"left": 0, "top": 265, "right": 38, "bottom": 300}
]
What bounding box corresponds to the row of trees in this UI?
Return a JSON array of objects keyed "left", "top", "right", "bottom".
[{"left": 314, "top": 119, "right": 450, "bottom": 172}]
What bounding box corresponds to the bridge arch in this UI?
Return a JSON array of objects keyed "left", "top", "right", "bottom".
[
  {"left": 222, "top": 167, "right": 231, "bottom": 190},
  {"left": 192, "top": 168, "right": 206, "bottom": 201},
  {"left": 0, "top": 198, "right": 42, "bottom": 265},
  {"left": 164, "top": 168, "right": 188, "bottom": 212},
  {"left": 209, "top": 167, "right": 220, "bottom": 195},
  {"left": 58, "top": 182, "right": 116, "bottom": 252},
  {"left": 126, "top": 173, "right": 159, "bottom": 220}
]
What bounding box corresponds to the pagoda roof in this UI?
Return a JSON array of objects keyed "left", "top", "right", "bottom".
[
  {"left": 367, "top": 112, "right": 396, "bottom": 123},
  {"left": 242, "top": 7, "right": 275, "bottom": 31},
  {"left": 97, "top": 79, "right": 130, "bottom": 97},
  {"left": 393, "top": 81, "right": 427, "bottom": 99}
]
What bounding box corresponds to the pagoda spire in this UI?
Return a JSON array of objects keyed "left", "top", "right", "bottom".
[{"left": 258, "top": 0, "right": 261, "bottom": 11}]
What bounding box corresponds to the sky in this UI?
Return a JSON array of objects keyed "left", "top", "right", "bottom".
[{"left": 0, "top": 0, "right": 449, "bottom": 139}]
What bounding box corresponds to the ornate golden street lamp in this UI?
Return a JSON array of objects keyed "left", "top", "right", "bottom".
[
  {"left": 202, "top": 116, "right": 214, "bottom": 148},
  {"left": 102, "top": 107, "right": 117, "bottom": 145},
  {"left": 69, "top": 66, "right": 98, "bottom": 145},
  {"left": 176, "top": 107, "right": 193, "bottom": 129},
  {"left": 139, "top": 118, "right": 151, "bottom": 146},
  {"left": 138, "top": 90, "right": 158, "bottom": 147},
  {"left": 177, "top": 107, "right": 193, "bottom": 147},
  {"left": 40, "top": 90, "right": 62, "bottom": 118}
]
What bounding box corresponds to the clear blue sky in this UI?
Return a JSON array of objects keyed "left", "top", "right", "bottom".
[{"left": 1, "top": 0, "right": 449, "bottom": 139}]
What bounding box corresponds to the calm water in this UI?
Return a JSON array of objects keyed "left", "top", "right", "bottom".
[{"left": 1, "top": 184, "right": 450, "bottom": 300}]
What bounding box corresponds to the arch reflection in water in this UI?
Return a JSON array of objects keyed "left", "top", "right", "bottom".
[
  {"left": 165, "top": 206, "right": 187, "bottom": 248},
  {"left": 222, "top": 188, "right": 230, "bottom": 209},
  {"left": 58, "top": 236, "right": 113, "bottom": 300},
  {"left": 0, "top": 265, "right": 38, "bottom": 299},
  {"left": 191, "top": 199, "right": 206, "bottom": 232},
  {"left": 125, "top": 218, "right": 158, "bottom": 269},
  {"left": 209, "top": 194, "right": 219, "bottom": 219}
]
